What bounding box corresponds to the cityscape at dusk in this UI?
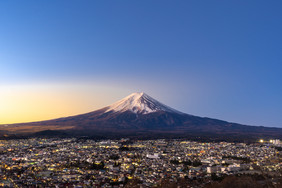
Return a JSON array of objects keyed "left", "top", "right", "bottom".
[{"left": 1, "top": 1, "right": 282, "bottom": 187}]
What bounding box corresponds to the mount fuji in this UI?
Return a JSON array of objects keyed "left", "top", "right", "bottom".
[{"left": 1, "top": 92, "right": 282, "bottom": 140}]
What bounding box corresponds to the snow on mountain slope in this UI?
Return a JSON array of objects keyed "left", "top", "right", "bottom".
[{"left": 105, "top": 92, "right": 182, "bottom": 114}]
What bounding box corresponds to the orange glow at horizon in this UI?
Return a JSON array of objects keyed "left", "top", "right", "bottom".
[{"left": 0, "top": 84, "right": 127, "bottom": 124}]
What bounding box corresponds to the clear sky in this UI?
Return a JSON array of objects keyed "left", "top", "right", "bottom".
[{"left": 1, "top": 1, "right": 282, "bottom": 127}]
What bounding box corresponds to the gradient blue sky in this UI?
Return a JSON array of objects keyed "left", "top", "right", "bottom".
[{"left": 1, "top": 1, "right": 282, "bottom": 127}]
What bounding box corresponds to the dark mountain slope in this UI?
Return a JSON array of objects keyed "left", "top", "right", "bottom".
[{"left": 1, "top": 92, "right": 281, "bottom": 140}]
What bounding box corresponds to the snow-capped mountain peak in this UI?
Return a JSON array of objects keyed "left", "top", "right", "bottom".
[{"left": 105, "top": 92, "right": 182, "bottom": 114}]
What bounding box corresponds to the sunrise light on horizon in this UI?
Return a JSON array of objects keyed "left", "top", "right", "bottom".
[{"left": 1, "top": 1, "right": 282, "bottom": 127}]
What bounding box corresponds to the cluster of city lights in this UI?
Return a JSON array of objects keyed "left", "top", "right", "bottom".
[{"left": 259, "top": 139, "right": 275, "bottom": 143}]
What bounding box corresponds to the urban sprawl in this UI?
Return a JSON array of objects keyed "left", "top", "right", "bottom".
[{"left": 0, "top": 138, "right": 281, "bottom": 187}]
